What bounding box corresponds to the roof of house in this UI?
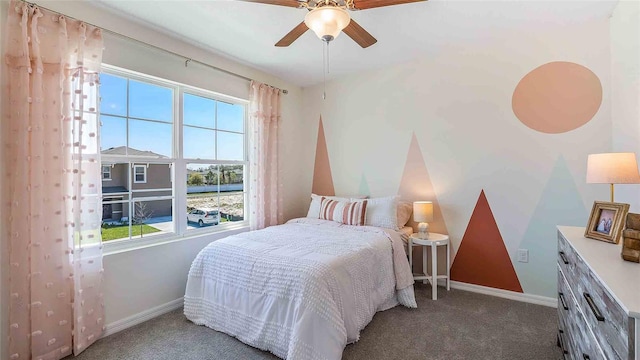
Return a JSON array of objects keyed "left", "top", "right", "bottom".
[{"left": 101, "top": 146, "right": 167, "bottom": 158}]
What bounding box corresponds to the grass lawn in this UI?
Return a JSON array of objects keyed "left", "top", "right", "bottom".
[{"left": 102, "top": 224, "right": 161, "bottom": 242}]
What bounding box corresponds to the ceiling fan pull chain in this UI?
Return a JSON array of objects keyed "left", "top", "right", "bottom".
[
  {"left": 327, "top": 40, "right": 330, "bottom": 74},
  {"left": 323, "top": 40, "right": 327, "bottom": 100}
]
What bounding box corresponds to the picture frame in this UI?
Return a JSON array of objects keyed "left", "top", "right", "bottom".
[{"left": 585, "top": 201, "right": 630, "bottom": 244}]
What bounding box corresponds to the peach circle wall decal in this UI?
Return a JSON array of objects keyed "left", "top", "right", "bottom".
[{"left": 512, "top": 61, "right": 602, "bottom": 134}]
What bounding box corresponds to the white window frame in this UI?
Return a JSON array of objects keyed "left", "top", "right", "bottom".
[
  {"left": 99, "top": 64, "right": 250, "bottom": 253},
  {"left": 102, "top": 165, "right": 112, "bottom": 181},
  {"left": 133, "top": 164, "right": 147, "bottom": 183}
]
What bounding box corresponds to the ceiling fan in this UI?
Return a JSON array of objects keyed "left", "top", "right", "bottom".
[{"left": 240, "top": 0, "right": 427, "bottom": 48}]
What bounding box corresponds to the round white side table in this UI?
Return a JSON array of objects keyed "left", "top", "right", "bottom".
[{"left": 408, "top": 233, "right": 450, "bottom": 300}]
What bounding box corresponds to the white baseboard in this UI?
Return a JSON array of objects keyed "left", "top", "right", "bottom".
[
  {"left": 448, "top": 280, "right": 557, "bottom": 308},
  {"left": 102, "top": 297, "right": 184, "bottom": 338}
]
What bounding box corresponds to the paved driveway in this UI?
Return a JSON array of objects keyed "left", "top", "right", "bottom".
[{"left": 146, "top": 216, "right": 200, "bottom": 232}]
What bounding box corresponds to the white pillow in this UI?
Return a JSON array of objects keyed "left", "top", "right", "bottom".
[
  {"left": 352, "top": 195, "right": 399, "bottom": 230},
  {"left": 306, "top": 194, "right": 350, "bottom": 218}
]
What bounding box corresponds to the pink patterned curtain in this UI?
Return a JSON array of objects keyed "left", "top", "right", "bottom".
[
  {"left": 249, "top": 81, "right": 282, "bottom": 230},
  {"left": 3, "top": 1, "right": 105, "bottom": 358}
]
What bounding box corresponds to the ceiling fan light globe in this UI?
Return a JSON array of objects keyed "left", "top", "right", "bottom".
[{"left": 304, "top": 6, "right": 351, "bottom": 41}]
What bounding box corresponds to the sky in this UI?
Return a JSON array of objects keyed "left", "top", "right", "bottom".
[{"left": 99, "top": 73, "right": 245, "bottom": 162}]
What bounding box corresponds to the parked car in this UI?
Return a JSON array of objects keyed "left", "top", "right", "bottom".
[{"left": 187, "top": 208, "right": 220, "bottom": 227}]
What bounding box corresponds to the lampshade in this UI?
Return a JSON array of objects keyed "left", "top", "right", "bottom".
[
  {"left": 586, "top": 153, "right": 640, "bottom": 184},
  {"left": 304, "top": 6, "right": 351, "bottom": 42},
  {"left": 413, "top": 201, "right": 434, "bottom": 223}
]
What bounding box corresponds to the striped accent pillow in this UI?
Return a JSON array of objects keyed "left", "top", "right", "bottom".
[{"left": 319, "top": 198, "right": 368, "bottom": 226}]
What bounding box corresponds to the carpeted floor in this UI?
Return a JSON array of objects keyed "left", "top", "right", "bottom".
[{"left": 69, "top": 284, "right": 562, "bottom": 359}]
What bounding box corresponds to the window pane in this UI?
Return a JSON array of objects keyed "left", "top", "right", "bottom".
[
  {"left": 101, "top": 194, "right": 129, "bottom": 223},
  {"left": 100, "top": 115, "right": 126, "bottom": 151},
  {"left": 187, "top": 164, "right": 218, "bottom": 187},
  {"left": 101, "top": 193, "right": 130, "bottom": 242},
  {"left": 217, "top": 101, "right": 244, "bottom": 133},
  {"left": 187, "top": 164, "right": 219, "bottom": 231},
  {"left": 100, "top": 73, "right": 127, "bottom": 116},
  {"left": 131, "top": 200, "right": 172, "bottom": 238},
  {"left": 219, "top": 194, "right": 244, "bottom": 223},
  {"left": 184, "top": 126, "right": 215, "bottom": 160},
  {"left": 129, "top": 119, "right": 172, "bottom": 157},
  {"left": 184, "top": 93, "right": 215, "bottom": 128},
  {"left": 101, "top": 162, "right": 129, "bottom": 194},
  {"left": 217, "top": 131, "right": 244, "bottom": 161},
  {"left": 129, "top": 80, "right": 173, "bottom": 122}
]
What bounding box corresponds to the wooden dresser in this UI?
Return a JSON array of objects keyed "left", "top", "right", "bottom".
[{"left": 557, "top": 226, "right": 640, "bottom": 360}]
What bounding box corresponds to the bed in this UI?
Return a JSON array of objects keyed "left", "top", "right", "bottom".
[{"left": 184, "top": 217, "right": 416, "bottom": 360}]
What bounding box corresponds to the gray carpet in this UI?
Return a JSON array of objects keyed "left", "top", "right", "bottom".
[{"left": 69, "top": 284, "right": 562, "bottom": 359}]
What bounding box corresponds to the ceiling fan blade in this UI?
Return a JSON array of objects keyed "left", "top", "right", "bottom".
[
  {"left": 239, "top": 0, "right": 304, "bottom": 8},
  {"left": 342, "top": 20, "right": 377, "bottom": 48},
  {"left": 352, "top": 0, "right": 426, "bottom": 10},
  {"left": 275, "top": 22, "right": 309, "bottom": 47}
]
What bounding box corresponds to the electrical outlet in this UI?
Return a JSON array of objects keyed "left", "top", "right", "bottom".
[{"left": 517, "top": 249, "right": 529, "bottom": 263}]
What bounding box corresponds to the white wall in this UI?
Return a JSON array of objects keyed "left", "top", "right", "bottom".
[
  {"left": 611, "top": 0, "right": 640, "bottom": 212},
  {"left": 26, "top": 0, "right": 308, "bottom": 331},
  {"left": 1, "top": 1, "right": 8, "bottom": 358},
  {"left": 301, "top": 17, "right": 612, "bottom": 298}
]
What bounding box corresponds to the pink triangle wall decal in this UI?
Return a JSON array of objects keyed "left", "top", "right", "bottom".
[
  {"left": 312, "top": 117, "right": 335, "bottom": 196},
  {"left": 398, "top": 133, "right": 448, "bottom": 274}
]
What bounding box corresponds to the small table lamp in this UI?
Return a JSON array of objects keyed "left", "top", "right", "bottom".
[
  {"left": 586, "top": 152, "right": 640, "bottom": 202},
  {"left": 413, "top": 201, "right": 434, "bottom": 239}
]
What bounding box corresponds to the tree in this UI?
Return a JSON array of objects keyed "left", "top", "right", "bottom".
[
  {"left": 133, "top": 202, "right": 153, "bottom": 237},
  {"left": 205, "top": 170, "right": 216, "bottom": 185},
  {"left": 220, "top": 169, "right": 228, "bottom": 184},
  {"left": 188, "top": 173, "right": 204, "bottom": 186},
  {"left": 228, "top": 172, "right": 237, "bottom": 184}
]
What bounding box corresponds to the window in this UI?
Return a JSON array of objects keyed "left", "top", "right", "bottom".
[
  {"left": 183, "top": 91, "right": 247, "bottom": 232},
  {"left": 133, "top": 165, "right": 147, "bottom": 183},
  {"left": 102, "top": 165, "right": 112, "bottom": 180},
  {"left": 99, "top": 66, "right": 248, "bottom": 245}
]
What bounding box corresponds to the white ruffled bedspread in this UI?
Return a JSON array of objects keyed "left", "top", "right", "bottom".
[{"left": 184, "top": 218, "right": 416, "bottom": 360}]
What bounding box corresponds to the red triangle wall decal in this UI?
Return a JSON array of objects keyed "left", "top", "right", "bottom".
[
  {"left": 312, "top": 117, "right": 335, "bottom": 196},
  {"left": 450, "top": 190, "right": 523, "bottom": 293}
]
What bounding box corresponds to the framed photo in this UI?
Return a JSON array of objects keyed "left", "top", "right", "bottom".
[{"left": 585, "top": 201, "right": 630, "bottom": 244}]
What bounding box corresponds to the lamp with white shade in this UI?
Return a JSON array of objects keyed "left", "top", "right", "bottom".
[
  {"left": 586, "top": 152, "right": 640, "bottom": 202},
  {"left": 413, "top": 201, "right": 434, "bottom": 239}
]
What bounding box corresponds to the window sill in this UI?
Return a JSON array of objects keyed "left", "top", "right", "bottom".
[{"left": 103, "top": 222, "right": 249, "bottom": 256}]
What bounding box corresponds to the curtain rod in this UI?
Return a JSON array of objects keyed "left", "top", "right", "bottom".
[{"left": 22, "top": 0, "right": 288, "bottom": 94}]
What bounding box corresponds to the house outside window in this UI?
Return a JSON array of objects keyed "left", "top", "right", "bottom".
[{"left": 99, "top": 65, "right": 248, "bottom": 246}]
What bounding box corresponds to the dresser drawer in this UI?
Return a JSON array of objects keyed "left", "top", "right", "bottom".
[
  {"left": 570, "top": 298, "right": 607, "bottom": 360},
  {"left": 558, "top": 268, "right": 576, "bottom": 358},
  {"left": 572, "top": 251, "right": 630, "bottom": 359},
  {"left": 560, "top": 267, "right": 606, "bottom": 360},
  {"left": 558, "top": 233, "right": 579, "bottom": 285}
]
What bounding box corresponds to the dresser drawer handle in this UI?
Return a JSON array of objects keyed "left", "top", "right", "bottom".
[
  {"left": 558, "top": 292, "right": 569, "bottom": 310},
  {"left": 583, "top": 354, "right": 590, "bottom": 360},
  {"left": 583, "top": 293, "right": 605, "bottom": 322},
  {"left": 558, "top": 330, "right": 568, "bottom": 355},
  {"left": 559, "top": 251, "right": 569, "bottom": 264}
]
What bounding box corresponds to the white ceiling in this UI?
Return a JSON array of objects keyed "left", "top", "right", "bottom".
[{"left": 92, "top": 0, "right": 618, "bottom": 87}]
